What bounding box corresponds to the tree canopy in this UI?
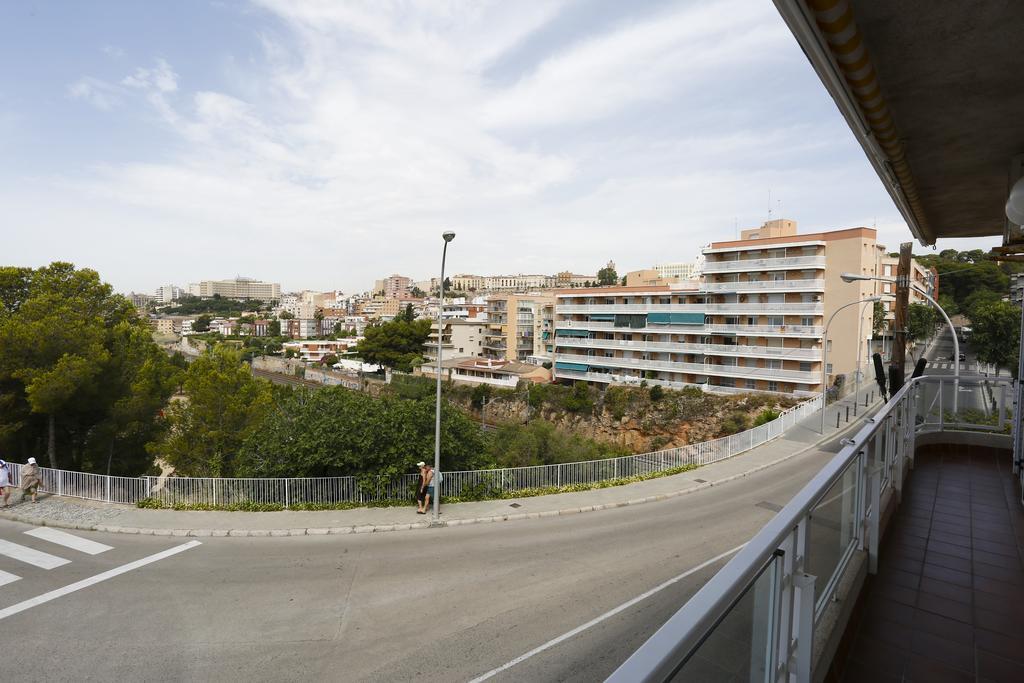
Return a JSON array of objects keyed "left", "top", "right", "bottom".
[
  {"left": 356, "top": 318, "right": 431, "bottom": 372},
  {"left": 906, "top": 303, "right": 937, "bottom": 350},
  {"left": 149, "top": 346, "right": 274, "bottom": 477},
  {"left": 235, "top": 386, "right": 488, "bottom": 478},
  {"left": 597, "top": 266, "right": 618, "bottom": 286},
  {"left": 970, "top": 301, "right": 1021, "bottom": 376},
  {"left": 0, "top": 263, "right": 181, "bottom": 474}
]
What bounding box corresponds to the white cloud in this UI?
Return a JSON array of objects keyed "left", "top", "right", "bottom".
[
  {"left": 101, "top": 44, "right": 125, "bottom": 58},
  {"left": 67, "top": 77, "right": 123, "bottom": 110},
  {"left": 19, "top": 0, "right": 973, "bottom": 294}
]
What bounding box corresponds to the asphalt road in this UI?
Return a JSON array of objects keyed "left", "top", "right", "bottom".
[{"left": 0, "top": 443, "right": 841, "bottom": 682}]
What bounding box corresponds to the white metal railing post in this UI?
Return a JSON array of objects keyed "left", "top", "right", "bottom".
[
  {"left": 792, "top": 573, "right": 816, "bottom": 682},
  {"left": 868, "top": 454, "right": 881, "bottom": 574},
  {"left": 105, "top": 476, "right": 110, "bottom": 503}
]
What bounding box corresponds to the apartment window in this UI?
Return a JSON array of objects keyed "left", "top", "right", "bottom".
[
  {"left": 826, "top": 340, "right": 832, "bottom": 353},
  {"left": 768, "top": 316, "right": 784, "bottom": 327},
  {"left": 747, "top": 317, "right": 757, "bottom": 326},
  {"left": 768, "top": 381, "right": 779, "bottom": 392},
  {"left": 765, "top": 360, "right": 781, "bottom": 370},
  {"left": 745, "top": 380, "right": 757, "bottom": 389},
  {"left": 799, "top": 362, "right": 812, "bottom": 373},
  {"left": 659, "top": 297, "right": 671, "bottom": 305},
  {"left": 801, "top": 317, "right": 814, "bottom": 327},
  {"left": 718, "top": 377, "right": 735, "bottom": 387},
  {"left": 826, "top": 363, "right": 833, "bottom": 374}
]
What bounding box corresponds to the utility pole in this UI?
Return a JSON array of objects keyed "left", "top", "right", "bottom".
[{"left": 890, "top": 242, "right": 913, "bottom": 392}]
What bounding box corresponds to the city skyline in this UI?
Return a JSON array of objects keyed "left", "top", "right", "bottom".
[{"left": 1, "top": 0, "right": 999, "bottom": 296}]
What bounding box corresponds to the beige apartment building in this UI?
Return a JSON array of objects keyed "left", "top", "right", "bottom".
[
  {"left": 554, "top": 220, "right": 925, "bottom": 396},
  {"left": 424, "top": 319, "right": 486, "bottom": 362},
  {"left": 483, "top": 293, "right": 556, "bottom": 362},
  {"left": 194, "top": 278, "right": 280, "bottom": 301},
  {"left": 373, "top": 275, "right": 412, "bottom": 298}
]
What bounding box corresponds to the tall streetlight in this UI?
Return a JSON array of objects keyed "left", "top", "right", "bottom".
[
  {"left": 840, "top": 272, "right": 959, "bottom": 412},
  {"left": 433, "top": 230, "right": 455, "bottom": 523},
  {"left": 820, "top": 296, "right": 884, "bottom": 434}
]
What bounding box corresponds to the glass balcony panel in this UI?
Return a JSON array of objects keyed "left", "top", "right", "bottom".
[{"left": 806, "top": 457, "right": 860, "bottom": 614}]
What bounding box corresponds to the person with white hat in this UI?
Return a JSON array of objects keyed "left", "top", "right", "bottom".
[
  {"left": 20, "top": 457, "right": 41, "bottom": 504},
  {"left": 0, "top": 460, "right": 11, "bottom": 507},
  {"left": 415, "top": 462, "right": 428, "bottom": 514}
]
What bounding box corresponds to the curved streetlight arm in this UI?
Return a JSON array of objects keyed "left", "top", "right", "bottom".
[{"left": 820, "top": 298, "right": 883, "bottom": 434}]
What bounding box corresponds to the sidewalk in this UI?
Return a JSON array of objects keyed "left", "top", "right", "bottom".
[{"left": 0, "top": 389, "right": 883, "bottom": 537}]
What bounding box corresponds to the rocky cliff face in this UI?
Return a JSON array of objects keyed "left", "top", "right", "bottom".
[{"left": 451, "top": 386, "right": 800, "bottom": 453}]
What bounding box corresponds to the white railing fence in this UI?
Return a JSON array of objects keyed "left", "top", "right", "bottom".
[
  {"left": 608, "top": 375, "right": 1016, "bottom": 682},
  {"left": 4, "top": 395, "right": 823, "bottom": 508}
]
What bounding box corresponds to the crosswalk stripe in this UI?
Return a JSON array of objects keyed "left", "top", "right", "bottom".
[
  {"left": 24, "top": 528, "right": 112, "bottom": 556},
  {"left": 0, "top": 539, "right": 70, "bottom": 569},
  {"left": 0, "top": 570, "right": 20, "bottom": 587}
]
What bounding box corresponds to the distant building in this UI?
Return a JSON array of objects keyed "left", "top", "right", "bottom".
[
  {"left": 149, "top": 318, "right": 174, "bottom": 335},
  {"left": 424, "top": 319, "right": 487, "bottom": 362},
  {"left": 283, "top": 339, "right": 357, "bottom": 363},
  {"left": 283, "top": 318, "right": 318, "bottom": 339},
  {"left": 652, "top": 262, "right": 698, "bottom": 280},
  {"left": 154, "top": 285, "right": 183, "bottom": 304},
  {"left": 359, "top": 297, "right": 403, "bottom": 321},
  {"left": 129, "top": 292, "right": 155, "bottom": 310},
  {"left": 193, "top": 278, "right": 280, "bottom": 301},
  {"left": 417, "top": 356, "right": 551, "bottom": 388},
  {"left": 484, "top": 293, "right": 556, "bottom": 362},
  {"left": 373, "top": 275, "right": 412, "bottom": 298}
]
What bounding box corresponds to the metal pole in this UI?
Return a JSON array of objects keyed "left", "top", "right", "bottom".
[
  {"left": 434, "top": 233, "right": 454, "bottom": 523},
  {"left": 909, "top": 285, "right": 959, "bottom": 414},
  {"left": 820, "top": 299, "right": 873, "bottom": 434},
  {"left": 854, "top": 300, "right": 870, "bottom": 417}
]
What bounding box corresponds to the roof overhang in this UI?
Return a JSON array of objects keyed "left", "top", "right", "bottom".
[{"left": 773, "top": 0, "right": 1024, "bottom": 246}]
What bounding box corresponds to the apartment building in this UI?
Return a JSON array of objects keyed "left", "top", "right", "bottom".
[
  {"left": 373, "top": 274, "right": 412, "bottom": 298},
  {"left": 874, "top": 250, "right": 939, "bottom": 331},
  {"left": 149, "top": 318, "right": 175, "bottom": 335},
  {"left": 424, "top": 319, "right": 487, "bottom": 362},
  {"left": 653, "top": 262, "right": 699, "bottom": 280},
  {"left": 192, "top": 278, "right": 281, "bottom": 301},
  {"left": 553, "top": 220, "right": 888, "bottom": 396},
  {"left": 483, "top": 293, "right": 556, "bottom": 362}
]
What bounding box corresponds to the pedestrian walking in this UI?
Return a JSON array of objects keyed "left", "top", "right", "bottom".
[
  {"left": 0, "top": 460, "right": 11, "bottom": 508},
  {"left": 422, "top": 463, "right": 437, "bottom": 514},
  {"left": 20, "top": 457, "right": 41, "bottom": 504},
  {"left": 415, "top": 461, "right": 428, "bottom": 514}
]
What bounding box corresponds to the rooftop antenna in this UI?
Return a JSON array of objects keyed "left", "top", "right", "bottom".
[
  {"left": 767, "top": 189, "right": 772, "bottom": 220},
  {"left": 734, "top": 217, "right": 739, "bottom": 239}
]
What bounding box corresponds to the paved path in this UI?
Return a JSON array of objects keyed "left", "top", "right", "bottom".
[{"left": 1, "top": 387, "right": 882, "bottom": 537}]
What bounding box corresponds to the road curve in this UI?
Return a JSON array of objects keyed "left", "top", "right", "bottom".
[{"left": 0, "top": 445, "right": 836, "bottom": 682}]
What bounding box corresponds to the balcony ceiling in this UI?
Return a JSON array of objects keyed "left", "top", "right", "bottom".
[{"left": 776, "top": 0, "right": 1024, "bottom": 243}]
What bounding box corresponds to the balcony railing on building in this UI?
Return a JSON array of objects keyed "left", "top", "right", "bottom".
[
  {"left": 703, "top": 255, "right": 827, "bottom": 273},
  {"left": 608, "top": 375, "right": 1017, "bottom": 682},
  {"left": 553, "top": 337, "right": 822, "bottom": 361},
  {"left": 703, "top": 279, "right": 825, "bottom": 292},
  {"left": 554, "top": 353, "right": 819, "bottom": 383}
]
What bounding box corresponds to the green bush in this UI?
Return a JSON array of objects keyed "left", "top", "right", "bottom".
[
  {"left": 649, "top": 385, "right": 665, "bottom": 402},
  {"left": 564, "top": 381, "right": 594, "bottom": 414},
  {"left": 753, "top": 408, "right": 780, "bottom": 427},
  {"left": 718, "top": 410, "right": 751, "bottom": 436}
]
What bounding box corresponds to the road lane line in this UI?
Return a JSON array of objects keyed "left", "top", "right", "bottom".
[
  {"left": 467, "top": 544, "right": 745, "bottom": 683},
  {"left": 24, "top": 527, "right": 113, "bottom": 555},
  {"left": 0, "top": 570, "right": 20, "bottom": 587},
  {"left": 0, "top": 539, "right": 70, "bottom": 569},
  {"left": 0, "top": 540, "right": 201, "bottom": 621}
]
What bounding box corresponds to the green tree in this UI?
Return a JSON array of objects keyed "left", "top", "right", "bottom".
[
  {"left": 963, "top": 289, "right": 1002, "bottom": 321},
  {"left": 872, "top": 301, "right": 886, "bottom": 336},
  {"left": 150, "top": 346, "right": 273, "bottom": 477},
  {"left": 906, "top": 303, "right": 937, "bottom": 350},
  {"left": 279, "top": 310, "right": 295, "bottom": 320},
  {"left": 597, "top": 266, "right": 618, "bottom": 286},
  {"left": 356, "top": 318, "right": 431, "bottom": 372},
  {"left": 268, "top": 319, "right": 281, "bottom": 337},
  {"left": 971, "top": 301, "right": 1021, "bottom": 376},
  {"left": 193, "top": 314, "right": 212, "bottom": 333},
  {"left": 0, "top": 263, "right": 179, "bottom": 472},
  {"left": 236, "top": 387, "right": 487, "bottom": 478},
  {"left": 320, "top": 353, "right": 339, "bottom": 366}
]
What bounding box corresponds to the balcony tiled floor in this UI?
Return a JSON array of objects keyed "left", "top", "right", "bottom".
[{"left": 838, "top": 447, "right": 1024, "bottom": 682}]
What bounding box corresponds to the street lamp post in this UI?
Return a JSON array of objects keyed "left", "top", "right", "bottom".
[
  {"left": 853, "top": 298, "right": 875, "bottom": 417},
  {"left": 821, "top": 296, "right": 884, "bottom": 434},
  {"left": 841, "top": 273, "right": 959, "bottom": 412},
  {"left": 433, "top": 231, "right": 455, "bottom": 523}
]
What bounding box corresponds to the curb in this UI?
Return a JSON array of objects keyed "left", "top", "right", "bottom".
[{"left": 0, "top": 400, "right": 881, "bottom": 538}]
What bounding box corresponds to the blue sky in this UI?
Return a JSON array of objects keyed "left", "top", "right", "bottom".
[{"left": 0, "top": 0, "right": 999, "bottom": 294}]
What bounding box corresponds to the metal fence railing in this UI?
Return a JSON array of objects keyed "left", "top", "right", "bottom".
[{"left": 3, "top": 394, "right": 823, "bottom": 508}]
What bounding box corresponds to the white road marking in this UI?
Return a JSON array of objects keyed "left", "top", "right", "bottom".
[
  {"left": 0, "top": 539, "right": 70, "bottom": 569},
  {"left": 467, "top": 544, "right": 745, "bottom": 683},
  {"left": 0, "top": 570, "right": 20, "bottom": 587},
  {"left": 0, "top": 540, "right": 201, "bottom": 622},
  {"left": 24, "top": 528, "right": 113, "bottom": 555}
]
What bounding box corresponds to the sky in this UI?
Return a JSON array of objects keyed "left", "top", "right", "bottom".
[{"left": 0, "top": 0, "right": 1000, "bottom": 295}]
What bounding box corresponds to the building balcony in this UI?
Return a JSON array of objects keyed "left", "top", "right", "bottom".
[
  {"left": 704, "top": 278, "right": 826, "bottom": 293},
  {"left": 554, "top": 353, "right": 820, "bottom": 384},
  {"left": 556, "top": 321, "right": 822, "bottom": 338},
  {"left": 552, "top": 336, "right": 823, "bottom": 361},
  {"left": 557, "top": 304, "right": 707, "bottom": 314},
  {"left": 704, "top": 302, "right": 823, "bottom": 315},
  {"left": 702, "top": 255, "right": 827, "bottom": 273},
  {"left": 608, "top": 375, "right": 1021, "bottom": 682}
]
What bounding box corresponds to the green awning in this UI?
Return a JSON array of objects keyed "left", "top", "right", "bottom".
[
  {"left": 648, "top": 312, "right": 705, "bottom": 325},
  {"left": 556, "top": 362, "right": 590, "bottom": 372},
  {"left": 589, "top": 314, "right": 615, "bottom": 321},
  {"left": 556, "top": 329, "right": 591, "bottom": 337}
]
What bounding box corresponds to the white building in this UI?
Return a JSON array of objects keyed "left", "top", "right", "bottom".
[{"left": 154, "top": 285, "right": 183, "bottom": 304}]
